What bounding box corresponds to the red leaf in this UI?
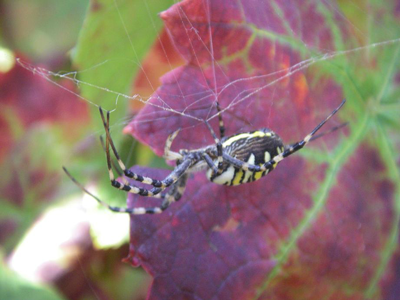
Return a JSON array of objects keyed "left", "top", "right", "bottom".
[
  {"left": 0, "top": 57, "right": 89, "bottom": 162},
  {"left": 0, "top": 56, "right": 90, "bottom": 246},
  {"left": 130, "top": 28, "right": 185, "bottom": 113},
  {"left": 124, "top": 0, "right": 345, "bottom": 156},
  {"left": 122, "top": 1, "right": 396, "bottom": 299}
]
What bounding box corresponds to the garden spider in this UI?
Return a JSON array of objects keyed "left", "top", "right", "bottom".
[{"left": 64, "top": 99, "right": 346, "bottom": 215}]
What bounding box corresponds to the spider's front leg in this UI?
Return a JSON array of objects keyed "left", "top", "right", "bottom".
[
  {"left": 205, "top": 121, "right": 224, "bottom": 176},
  {"left": 98, "top": 108, "right": 198, "bottom": 209},
  {"left": 163, "top": 129, "right": 183, "bottom": 161}
]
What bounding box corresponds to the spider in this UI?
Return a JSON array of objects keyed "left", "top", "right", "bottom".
[{"left": 64, "top": 99, "right": 346, "bottom": 215}]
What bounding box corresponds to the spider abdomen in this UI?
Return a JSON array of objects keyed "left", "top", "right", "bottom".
[{"left": 206, "top": 129, "right": 285, "bottom": 186}]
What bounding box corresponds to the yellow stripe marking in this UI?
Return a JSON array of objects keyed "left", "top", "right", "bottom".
[
  {"left": 264, "top": 151, "right": 271, "bottom": 163},
  {"left": 242, "top": 154, "right": 256, "bottom": 184},
  {"left": 253, "top": 170, "right": 265, "bottom": 181},
  {"left": 232, "top": 169, "right": 244, "bottom": 185},
  {"left": 222, "top": 131, "right": 271, "bottom": 147}
]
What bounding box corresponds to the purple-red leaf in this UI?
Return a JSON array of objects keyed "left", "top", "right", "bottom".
[{"left": 122, "top": 1, "right": 399, "bottom": 299}]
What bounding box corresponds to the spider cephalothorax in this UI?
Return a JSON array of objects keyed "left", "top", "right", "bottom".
[{"left": 64, "top": 99, "right": 345, "bottom": 215}]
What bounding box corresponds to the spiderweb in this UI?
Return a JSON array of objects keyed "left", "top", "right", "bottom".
[
  {"left": 15, "top": 0, "right": 400, "bottom": 299},
  {"left": 17, "top": 0, "right": 400, "bottom": 139}
]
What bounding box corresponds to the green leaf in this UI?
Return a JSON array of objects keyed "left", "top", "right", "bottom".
[{"left": 72, "top": 0, "right": 174, "bottom": 111}]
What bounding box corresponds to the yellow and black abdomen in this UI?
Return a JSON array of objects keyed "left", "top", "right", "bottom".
[{"left": 206, "top": 128, "right": 284, "bottom": 186}]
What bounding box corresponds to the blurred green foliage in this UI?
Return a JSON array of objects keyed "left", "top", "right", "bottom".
[{"left": 0, "top": 0, "right": 172, "bottom": 299}]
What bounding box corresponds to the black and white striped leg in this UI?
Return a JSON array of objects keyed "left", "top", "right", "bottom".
[
  {"left": 99, "top": 130, "right": 130, "bottom": 186},
  {"left": 110, "top": 153, "right": 194, "bottom": 197},
  {"left": 221, "top": 153, "right": 274, "bottom": 174},
  {"left": 98, "top": 107, "right": 166, "bottom": 188},
  {"left": 205, "top": 121, "right": 224, "bottom": 175},
  {"left": 221, "top": 96, "right": 345, "bottom": 175},
  {"left": 98, "top": 107, "right": 196, "bottom": 197},
  {"left": 216, "top": 100, "right": 225, "bottom": 138},
  {"left": 308, "top": 122, "right": 348, "bottom": 143},
  {"left": 164, "top": 129, "right": 183, "bottom": 161},
  {"left": 159, "top": 173, "right": 188, "bottom": 211},
  {"left": 261, "top": 98, "right": 347, "bottom": 168},
  {"left": 202, "top": 153, "right": 219, "bottom": 174},
  {"left": 63, "top": 167, "right": 168, "bottom": 214}
]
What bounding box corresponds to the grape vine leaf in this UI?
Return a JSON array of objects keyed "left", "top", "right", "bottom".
[{"left": 122, "top": 1, "right": 400, "bottom": 299}]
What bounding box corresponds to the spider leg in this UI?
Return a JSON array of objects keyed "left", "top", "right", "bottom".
[
  {"left": 63, "top": 166, "right": 176, "bottom": 214},
  {"left": 102, "top": 110, "right": 129, "bottom": 186},
  {"left": 164, "top": 129, "right": 183, "bottom": 161},
  {"left": 99, "top": 133, "right": 130, "bottom": 186},
  {"left": 100, "top": 136, "right": 121, "bottom": 174},
  {"left": 202, "top": 153, "right": 219, "bottom": 174},
  {"left": 221, "top": 153, "right": 272, "bottom": 173},
  {"left": 216, "top": 100, "right": 225, "bottom": 138},
  {"left": 261, "top": 98, "right": 346, "bottom": 169},
  {"left": 109, "top": 153, "right": 195, "bottom": 197},
  {"left": 220, "top": 99, "right": 346, "bottom": 174},
  {"left": 63, "top": 165, "right": 189, "bottom": 214},
  {"left": 97, "top": 107, "right": 197, "bottom": 197},
  {"left": 159, "top": 173, "right": 189, "bottom": 211},
  {"left": 205, "top": 121, "right": 224, "bottom": 175},
  {"left": 98, "top": 107, "right": 166, "bottom": 188},
  {"left": 64, "top": 112, "right": 192, "bottom": 213},
  {"left": 308, "top": 122, "right": 348, "bottom": 142}
]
